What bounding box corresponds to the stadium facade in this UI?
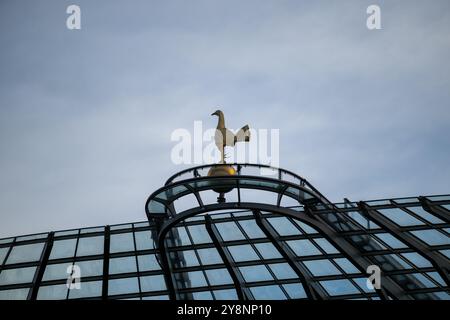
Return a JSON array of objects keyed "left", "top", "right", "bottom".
[{"left": 0, "top": 163, "right": 449, "bottom": 300}]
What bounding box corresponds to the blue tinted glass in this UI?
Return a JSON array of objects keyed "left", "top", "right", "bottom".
[
  {"left": 410, "top": 230, "right": 450, "bottom": 246},
  {"left": 205, "top": 269, "right": 233, "bottom": 285},
  {"left": 239, "top": 265, "right": 273, "bottom": 282},
  {"left": 238, "top": 220, "right": 265, "bottom": 238},
  {"left": 282, "top": 283, "right": 307, "bottom": 299},
  {"left": 314, "top": 238, "right": 339, "bottom": 254},
  {"left": 76, "top": 236, "right": 104, "bottom": 256},
  {"left": 50, "top": 239, "right": 77, "bottom": 259},
  {"left": 213, "top": 289, "right": 238, "bottom": 300},
  {"left": 250, "top": 285, "right": 286, "bottom": 300},
  {"left": 400, "top": 252, "right": 432, "bottom": 268},
  {"left": 193, "top": 291, "right": 213, "bottom": 300},
  {"left": 37, "top": 284, "right": 67, "bottom": 300},
  {"left": 379, "top": 208, "right": 424, "bottom": 226},
  {"left": 110, "top": 233, "right": 135, "bottom": 253},
  {"left": 375, "top": 233, "right": 407, "bottom": 249},
  {"left": 188, "top": 225, "right": 212, "bottom": 244},
  {"left": 109, "top": 256, "right": 137, "bottom": 274},
  {"left": 303, "top": 260, "right": 341, "bottom": 277},
  {"left": 320, "top": 279, "right": 360, "bottom": 296},
  {"left": 353, "top": 277, "right": 375, "bottom": 293},
  {"left": 407, "top": 207, "right": 444, "bottom": 224},
  {"left": 140, "top": 274, "right": 166, "bottom": 292},
  {"left": 76, "top": 259, "right": 103, "bottom": 277},
  {"left": 228, "top": 245, "right": 259, "bottom": 262},
  {"left": 0, "top": 288, "right": 29, "bottom": 300},
  {"left": 0, "top": 247, "right": 8, "bottom": 264},
  {"left": 135, "top": 230, "right": 154, "bottom": 250},
  {"left": 333, "top": 258, "right": 360, "bottom": 274},
  {"left": 267, "top": 217, "right": 300, "bottom": 236},
  {"left": 347, "top": 211, "right": 380, "bottom": 229},
  {"left": 6, "top": 243, "right": 45, "bottom": 264},
  {"left": 186, "top": 271, "right": 207, "bottom": 287},
  {"left": 108, "top": 277, "right": 139, "bottom": 296},
  {"left": 215, "top": 222, "right": 245, "bottom": 241},
  {"left": 42, "top": 262, "right": 72, "bottom": 281},
  {"left": 268, "top": 263, "right": 297, "bottom": 280},
  {"left": 0, "top": 266, "right": 37, "bottom": 285},
  {"left": 439, "top": 249, "right": 450, "bottom": 259},
  {"left": 69, "top": 280, "right": 102, "bottom": 299},
  {"left": 287, "top": 239, "right": 321, "bottom": 256},
  {"left": 254, "top": 242, "right": 282, "bottom": 259},
  {"left": 174, "top": 250, "right": 199, "bottom": 267},
  {"left": 142, "top": 295, "right": 169, "bottom": 300},
  {"left": 138, "top": 254, "right": 160, "bottom": 271},
  {"left": 293, "top": 221, "right": 318, "bottom": 234},
  {"left": 197, "top": 248, "right": 223, "bottom": 265},
  {"left": 427, "top": 272, "right": 446, "bottom": 286}
]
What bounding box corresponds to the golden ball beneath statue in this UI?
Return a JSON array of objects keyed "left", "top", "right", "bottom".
[{"left": 207, "top": 165, "right": 236, "bottom": 193}]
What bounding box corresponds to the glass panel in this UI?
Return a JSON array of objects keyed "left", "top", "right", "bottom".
[
  {"left": 427, "top": 272, "right": 446, "bottom": 286},
  {"left": 374, "top": 233, "right": 407, "bottom": 249},
  {"left": 314, "top": 238, "right": 339, "bottom": 254},
  {"left": 0, "top": 288, "right": 30, "bottom": 300},
  {"left": 268, "top": 263, "right": 297, "bottom": 280},
  {"left": 0, "top": 247, "right": 9, "bottom": 264},
  {"left": 239, "top": 265, "right": 273, "bottom": 282},
  {"left": 193, "top": 291, "right": 213, "bottom": 300},
  {"left": 347, "top": 211, "right": 380, "bottom": 229},
  {"left": 16, "top": 233, "right": 48, "bottom": 241},
  {"left": 267, "top": 217, "right": 300, "bottom": 236},
  {"left": 254, "top": 242, "right": 283, "bottom": 259},
  {"left": 135, "top": 230, "right": 154, "bottom": 250},
  {"left": 110, "top": 224, "right": 133, "bottom": 231},
  {"left": 213, "top": 289, "right": 238, "bottom": 300},
  {"left": 197, "top": 248, "right": 223, "bottom": 265},
  {"left": 68, "top": 280, "right": 102, "bottom": 299},
  {"left": 137, "top": 254, "right": 160, "bottom": 271},
  {"left": 204, "top": 268, "right": 233, "bottom": 285},
  {"left": 76, "top": 236, "right": 104, "bottom": 256},
  {"left": 250, "top": 285, "right": 286, "bottom": 300},
  {"left": 175, "top": 250, "right": 199, "bottom": 267},
  {"left": 185, "top": 271, "right": 207, "bottom": 287},
  {"left": 407, "top": 207, "right": 444, "bottom": 224},
  {"left": 400, "top": 252, "right": 432, "bottom": 268},
  {"left": 169, "top": 227, "right": 191, "bottom": 246},
  {"left": 110, "top": 233, "right": 135, "bottom": 253},
  {"left": 238, "top": 220, "right": 265, "bottom": 239},
  {"left": 80, "top": 227, "right": 104, "bottom": 234},
  {"left": 439, "top": 249, "right": 450, "bottom": 259},
  {"left": 142, "top": 295, "right": 169, "bottom": 300},
  {"left": 215, "top": 222, "right": 245, "bottom": 241},
  {"left": 293, "top": 221, "right": 318, "bottom": 234},
  {"left": 109, "top": 256, "right": 137, "bottom": 274},
  {"left": 352, "top": 277, "right": 375, "bottom": 293},
  {"left": 320, "top": 279, "right": 360, "bottom": 296},
  {"left": 37, "top": 284, "right": 68, "bottom": 300},
  {"left": 378, "top": 208, "right": 424, "bottom": 226},
  {"left": 6, "top": 243, "right": 45, "bottom": 264},
  {"left": 50, "top": 239, "right": 77, "bottom": 260},
  {"left": 333, "top": 258, "right": 360, "bottom": 274},
  {"left": 108, "top": 277, "right": 139, "bottom": 296},
  {"left": 228, "top": 245, "right": 259, "bottom": 262},
  {"left": 140, "top": 274, "right": 166, "bottom": 292},
  {"left": 410, "top": 230, "right": 450, "bottom": 246},
  {"left": 187, "top": 225, "right": 212, "bottom": 244},
  {"left": 75, "top": 259, "right": 103, "bottom": 277},
  {"left": 42, "top": 263, "right": 73, "bottom": 281},
  {"left": 303, "top": 260, "right": 341, "bottom": 277},
  {"left": 287, "top": 239, "right": 321, "bottom": 256},
  {"left": 0, "top": 266, "right": 37, "bottom": 285},
  {"left": 283, "top": 283, "right": 307, "bottom": 299}
]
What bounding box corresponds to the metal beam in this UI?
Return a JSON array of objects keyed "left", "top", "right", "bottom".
[
  {"left": 28, "top": 232, "right": 54, "bottom": 300},
  {"left": 102, "top": 226, "right": 110, "bottom": 299}
]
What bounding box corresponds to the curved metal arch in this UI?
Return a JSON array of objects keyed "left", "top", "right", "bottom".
[{"left": 154, "top": 202, "right": 408, "bottom": 300}]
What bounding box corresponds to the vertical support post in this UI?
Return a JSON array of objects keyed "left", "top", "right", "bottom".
[
  {"left": 28, "top": 232, "right": 54, "bottom": 300},
  {"left": 102, "top": 225, "right": 110, "bottom": 299}
]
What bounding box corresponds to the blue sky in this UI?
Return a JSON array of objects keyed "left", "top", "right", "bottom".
[{"left": 0, "top": 0, "right": 449, "bottom": 237}]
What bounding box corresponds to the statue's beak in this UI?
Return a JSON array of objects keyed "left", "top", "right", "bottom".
[{"left": 211, "top": 111, "right": 218, "bottom": 116}]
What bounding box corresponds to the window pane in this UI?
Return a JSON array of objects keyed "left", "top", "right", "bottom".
[
  {"left": 205, "top": 268, "right": 233, "bottom": 285},
  {"left": 197, "top": 248, "right": 223, "bottom": 265},
  {"left": 410, "top": 230, "right": 449, "bottom": 246},
  {"left": 137, "top": 254, "right": 160, "bottom": 271},
  {"left": 188, "top": 225, "right": 212, "bottom": 244},
  {"left": 0, "top": 266, "right": 37, "bottom": 285},
  {"left": 193, "top": 291, "right": 213, "bottom": 300},
  {"left": 268, "top": 263, "right": 297, "bottom": 280},
  {"left": 186, "top": 271, "right": 207, "bottom": 287},
  {"left": 400, "top": 252, "right": 432, "bottom": 268},
  {"left": 267, "top": 217, "right": 300, "bottom": 236},
  {"left": 108, "top": 277, "right": 139, "bottom": 296},
  {"left": 320, "top": 279, "right": 360, "bottom": 296},
  {"left": 303, "top": 260, "right": 341, "bottom": 277},
  {"left": 250, "top": 285, "right": 286, "bottom": 300},
  {"left": 110, "top": 233, "right": 135, "bottom": 253},
  {"left": 314, "top": 238, "right": 339, "bottom": 254},
  {"left": 215, "top": 222, "right": 245, "bottom": 241},
  {"left": 287, "top": 239, "right": 321, "bottom": 256},
  {"left": 43, "top": 263, "right": 72, "bottom": 281},
  {"left": 6, "top": 243, "right": 45, "bottom": 264},
  {"left": 140, "top": 274, "right": 166, "bottom": 292},
  {"left": 379, "top": 208, "right": 424, "bottom": 226},
  {"left": 293, "top": 221, "right": 318, "bottom": 234},
  {"left": 283, "top": 283, "right": 307, "bottom": 299},
  {"left": 407, "top": 207, "right": 444, "bottom": 224},
  {"left": 135, "top": 230, "right": 154, "bottom": 250},
  {"left": 238, "top": 220, "right": 265, "bottom": 239},
  {"left": 254, "top": 243, "right": 282, "bottom": 259},
  {"left": 213, "top": 289, "right": 238, "bottom": 300},
  {"left": 37, "top": 284, "right": 67, "bottom": 300},
  {"left": 333, "top": 258, "right": 360, "bottom": 274},
  {"left": 174, "top": 250, "right": 199, "bottom": 267},
  {"left": 0, "top": 247, "right": 9, "bottom": 264},
  {"left": 375, "top": 233, "right": 407, "bottom": 249},
  {"left": 76, "top": 236, "right": 104, "bottom": 256},
  {"left": 239, "top": 265, "right": 273, "bottom": 282},
  {"left": 50, "top": 239, "right": 77, "bottom": 259},
  {"left": 228, "top": 245, "right": 259, "bottom": 262},
  {"left": 69, "top": 280, "right": 102, "bottom": 299},
  {"left": 353, "top": 277, "right": 375, "bottom": 293},
  {"left": 0, "top": 288, "right": 29, "bottom": 300},
  {"left": 109, "top": 257, "right": 136, "bottom": 274}
]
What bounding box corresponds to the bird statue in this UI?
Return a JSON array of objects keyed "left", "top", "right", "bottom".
[{"left": 211, "top": 109, "right": 251, "bottom": 163}]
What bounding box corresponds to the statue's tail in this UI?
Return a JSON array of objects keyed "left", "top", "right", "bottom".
[{"left": 235, "top": 125, "right": 251, "bottom": 143}]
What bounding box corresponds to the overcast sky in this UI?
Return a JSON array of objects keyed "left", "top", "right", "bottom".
[{"left": 0, "top": 1, "right": 449, "bottom": 238}]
